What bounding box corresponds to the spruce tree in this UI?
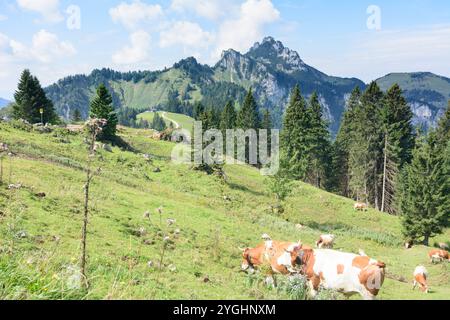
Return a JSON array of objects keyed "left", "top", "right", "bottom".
[
  {"left": 307, "top": 92, "right": 332, "bottom": 189},
  {"left": 398, "top": 133, "right": 448, "bottom": 245},
  {"left": 380, "top": 84, "right": 415, "bottom": 213},
  {"left": 13, "top": 69, "right": 59, "bottom": 124},
  {"left": 220, "top": 101, "right": 237, "bottom": 131},
  {"left": 237, "top": 89, "right": 260, "bottom": 130},
  {"left": 332, "top": 87, "right": 361, "bottom": 196},
  {"left": 237, "top": 89, "right": 260, "bottom": 165},
  {"left": 280, "top": 85, "right": 310, "bottom": 180},
  {"left": 348, "top": 82, "right": 384, "bottom": 206},
  {"left": 436, "top": 101, "right": 450, "bottom": 146},
  {"left": 89, "top": 84, "right": 118, "bottom": 140},
  {"left": 193, "top": 102, "right": 205, "bottom": 121}
]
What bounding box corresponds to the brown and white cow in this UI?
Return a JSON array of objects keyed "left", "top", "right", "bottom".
[
  {"left": 413, "top": 266, "right": 429, "bottom": 293},
  {"left": 354, "top": 202, "right": 368, "bottom": 211},
  {"left": 428, "top": 249, "right": 450, "bottom": 263},
  {"left": 241, "top": 243, "right": 267, "bottom": 273},
  {"left": 297, "top": 248, "right": 386, "bottom": 300},
  {"left": 316, "top": 234, "right": 335, "bottom": 249}
]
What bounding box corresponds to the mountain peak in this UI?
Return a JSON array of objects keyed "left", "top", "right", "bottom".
[{"left": 247, "top": 37, "right": 306, "bottom": 73}]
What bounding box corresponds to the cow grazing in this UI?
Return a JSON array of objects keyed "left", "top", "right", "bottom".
[
  {"left": 413, "top": 266, "right": 429, "bottom": 293},
  {"left": 296, "top": 248, "right": 386, "bottom": 300},
  {"left": 354, "top": 202, "right": 368, "bottom": 211},
  {"left": 241, "top": 243, "right": 267, "bottom": 273},
  {"left": 316, "top": 234, "right": 335, "bottom": 249},
  {"left": 428, "top": 249, "right": 449, "bottom": 263}
]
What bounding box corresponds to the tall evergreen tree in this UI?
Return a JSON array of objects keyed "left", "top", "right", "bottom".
[
  {"left": 280, "top": 85, "right": 311, "bottom": 180},
  {"left": 332, "top": 87, "right": 361, "bottom": 196},
  {"left": 193, "top": 102, "right": 205, "bottom": 121},
  {"left": 306, "top": 92, "right": 332, "bottom": 189},
  {"left": 220, "top": 101, "right": 237, "bottom": 131},
  {"left": 237, "top": 89, "right": 260, "bottom": 164},
  {"left": 398, "top": 133, "right": 448, "bottom": 245},
  {"left": 348, "top": 82, "right": 384, "bottom": 206},
  {"left": 89, "top": 84, "right": 118, "bottom": 140},
  {"left": 436, "top": 101, "right": 450, "bottom": 146},
  {"left": 237, "top": 89, "right": 260, "bottom": 130},
  {"left": 13, "top": 69, "right": 59, "bottom": 124},
  {"left": 380, "top": 84, "right": 415, "bottom": 213}
]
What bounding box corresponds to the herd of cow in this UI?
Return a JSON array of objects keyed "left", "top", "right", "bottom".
[{"left": 240, "top": 232, "right": 450, "bottom": 300}]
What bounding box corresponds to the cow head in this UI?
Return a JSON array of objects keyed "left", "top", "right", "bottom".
[
  {"left": 280, "top": 242, "right": 303, "bottom": 273},
  {"left": 241, "top": 247, "right": 251, "bottom": 271}
]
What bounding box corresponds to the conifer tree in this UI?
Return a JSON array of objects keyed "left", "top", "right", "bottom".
[
  {"left": 193, "top": 102, "right": 205, "bottom": 121},
  {"left": 436, "top": 101, "right": 450, "bottom": 146},
  {"left": 237, "top": 89, "right": 260, "bottom": 130},
  {"left": 89, "top": 84, "right": 118, "bottom": 140},
  {"left": 332, "top": 87, "right": 361, "bottom": 196},
  {"left": 151, "top": 113, "right": 167, "bottom": 131},
  {"left": 307, "top": 92, "right": 332, "bottom": 189},
  {"left": 348, "top": 82, "right": 384, "bottom": 206},
  {"left": 220, "top": 101, "right": 237, "bottom": 132},
  {"left": 13, "top": 69, "right": 59, "bottom": 124},
  {"left": 380, "top": 84, "right": 415, "bottom": 213},
  {"left": 237, "top": 89, "right": 260, "bottom": 165},
  {"left": 280, "top": 85, "right": 310, "bottom": 180},
  {"left": 398, "top": 133, "right": 448, "bottom": 245}
]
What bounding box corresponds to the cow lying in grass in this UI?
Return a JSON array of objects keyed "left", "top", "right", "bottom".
[
  {"left": 241, "top": 239, "right": 386, "bottom": 300},
  {"left": 297, "top": 248, "right": 386, "bottom": 300}
]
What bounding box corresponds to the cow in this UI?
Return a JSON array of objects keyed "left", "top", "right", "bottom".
[
  {"left": 296, "top": 248, "right": 386, "bottom": 300},
  {"left": 241, "top": 239, "right": 304, "bottom": 287},
  {"left": 413, "top": 266, "right": 429, "bottom": 293},
  {"left": 438, "top": 242, "right": 449, "bottom": 250},
  {"left": 241, "top": 243, "right": 267, "bottom": 273},
  {"left": 428, "top": 249, "right": 450, "bottom": 263},
  {"left": 316, "top": 234, "right": 335, "bottom": 249},
  {"left": 354, "top": 202, "right": 368, "bottom": 211}
]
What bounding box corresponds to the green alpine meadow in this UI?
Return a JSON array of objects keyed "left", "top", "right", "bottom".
[{"left": 0, "top": 0, "right": 449, "bottom": 303}]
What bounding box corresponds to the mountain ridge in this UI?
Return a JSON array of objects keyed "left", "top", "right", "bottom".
[
  {"left": 43, "top": 37, "right": 449, "bottom": 132},
  {"left": 0, "top": 97, "right": 10, "bottom": 109}
]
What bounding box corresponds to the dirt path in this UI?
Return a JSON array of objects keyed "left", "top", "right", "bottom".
[{"left": 161, "top": 112, "right": 180, "bottom": 129}]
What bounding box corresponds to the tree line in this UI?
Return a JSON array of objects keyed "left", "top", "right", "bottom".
[{"left": 280, "top": 83, "right": 448, "bottom": 245}]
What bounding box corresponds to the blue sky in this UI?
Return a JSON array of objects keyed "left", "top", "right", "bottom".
[{"left": 0, "top": 0, "right": 450, "bottom": 98}]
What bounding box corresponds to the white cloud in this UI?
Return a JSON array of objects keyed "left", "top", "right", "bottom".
[
  {"left": 170, "top": 0, "right": 227, "bottom": 20},
  {"left": 159, "top": 21, "right": 215, "bottom": 49},
  {"left": 0, "top": 14, "right": 8, "bottom": 22},
  {"left": 16, "top": 0, "right": 63, "bottom": 23},
  {"left": 214, "top": 0, "right": 280, "bottom": 57},
  {"left": 109, "top": 0, "right": 163, "bottom": 30},
  {"left": 321, "top": 24, "right": 450, "bottom": 81},
  {"left": 0, "top": 30, "right": 76, "bottom": 63},
  {"left": 0, "top": 30, "right": 77, "bottom": 97},
  {"left": 112, "top": 30, "right": 151, "bottom": 65}
]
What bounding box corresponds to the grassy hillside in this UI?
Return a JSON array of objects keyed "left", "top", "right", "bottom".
[
  {"left": 137, "top": 112, "right": 195, "bottom": 130},
  {"left": 0, "top": 121, "right": 448, "bottom": 300}
]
